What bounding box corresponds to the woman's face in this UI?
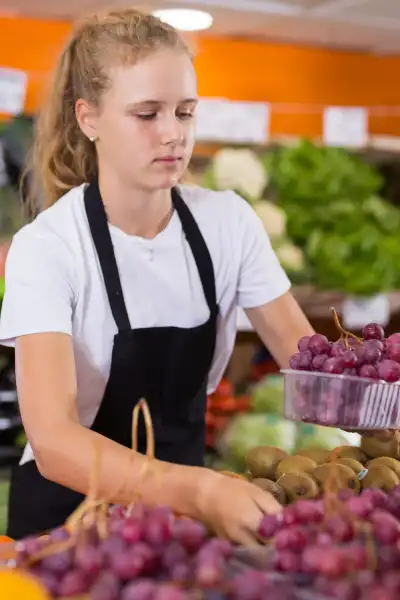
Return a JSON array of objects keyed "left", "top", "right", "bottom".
[{"left": 79, "top": 49, "right": 198, "bottom": 191}]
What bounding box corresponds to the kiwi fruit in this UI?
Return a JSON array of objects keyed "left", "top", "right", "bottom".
[
  {"left": 329, "top": 445, "right": 368, "bottom": 464},
  {"left": 313, "top": 463, "right": 360, "bottom": 493},
  {"left": 252, "top": 478, "right": 287, "bottom": 505},
  {"left": 295, "top": 449, "right": 331, "bottom": 465},
  {"left": 367, "top": 457, "right": 400, "bottom": 479},
  {"left": 361, "top": 465, "right": 399, "bottom": 492},
  {"left": 361, "top": 433, "right": 400, "bottom": 460},
  {"left": 333, "top": 457, "right": 365, "bottom": 475},
  {"left": 278, "top": 472, "right": 319, "bottom": 502},
  {"left": 245, "top": 446, "right": 288, "bottom": 480},
  {"left": 275, "top": 456, "right": 317, "bottom": 480}
]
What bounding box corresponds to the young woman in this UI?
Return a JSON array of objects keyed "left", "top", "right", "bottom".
[{"left": 0, "top": 8, "right": 315, "bottom": 543}]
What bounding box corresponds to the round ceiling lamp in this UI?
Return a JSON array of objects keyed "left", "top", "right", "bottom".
[{"left": 153, "top": 8, "right": 213, "bottom": 32}]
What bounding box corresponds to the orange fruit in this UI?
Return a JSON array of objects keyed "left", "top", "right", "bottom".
[{"left": 0, "top": 569, "right": 50, "bottom": 600}]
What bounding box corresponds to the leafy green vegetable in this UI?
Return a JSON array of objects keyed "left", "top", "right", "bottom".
[{"left": 264, "top": 139, "right": 400, "bottom": 295}]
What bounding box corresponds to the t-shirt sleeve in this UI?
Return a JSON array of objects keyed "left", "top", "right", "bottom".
[
  {"left": 233, "top": 193, "right": 291, "bottom": 308},
  {"left": 0, "top": 226, "right": 75, "bottom": 347}
]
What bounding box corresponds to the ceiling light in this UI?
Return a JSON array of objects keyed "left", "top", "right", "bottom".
[{"left": 153, "top": 8, "right": 213, "bottom": 31}]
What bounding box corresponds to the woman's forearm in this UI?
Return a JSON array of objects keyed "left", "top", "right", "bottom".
[{"left": 34, "top": 420, "right": 209, "bottom": 518}]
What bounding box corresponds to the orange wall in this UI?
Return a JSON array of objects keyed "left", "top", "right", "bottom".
[{"left": 1, "top": 15, "right": 400, "bottom": 137}]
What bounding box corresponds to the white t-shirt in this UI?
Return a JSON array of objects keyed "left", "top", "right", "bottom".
[{"left": 0, "top": 183, "right": 290, "bottom": 464}]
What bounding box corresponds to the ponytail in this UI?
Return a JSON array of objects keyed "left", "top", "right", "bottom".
[{"left": 26, "top": 8, "right": 190, "bottom": 212}]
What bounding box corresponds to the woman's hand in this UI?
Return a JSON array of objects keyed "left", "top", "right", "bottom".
[{"left": 194, "top": 470, "right": 282, "bottom": 546}]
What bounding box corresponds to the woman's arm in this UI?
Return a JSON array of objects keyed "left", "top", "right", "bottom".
[
  {"left": 16, "top": 332, "right": 282, "bottom": 544},
  {"left": 16, "top": 332, "right": 201, "bottom": 515},
  {"left": 245, "top": 292, "right": 314, "bottom": 368}
]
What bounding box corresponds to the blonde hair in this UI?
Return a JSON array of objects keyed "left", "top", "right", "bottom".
[{"left": 27, "top": 8, "right": 192, "bottom": 212}]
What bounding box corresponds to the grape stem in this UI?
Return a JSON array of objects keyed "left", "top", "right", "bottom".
[{"left": 331, "top": 307, "right": 363, "bottom": 349}]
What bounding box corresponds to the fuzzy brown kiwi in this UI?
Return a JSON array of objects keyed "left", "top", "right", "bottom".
[
  {"left": 367, "top": 457, "right": 400, "bottom": 479},
  {"left": 361, "top": 465, "right": 400, "bottom": 492},
  {"left": 245, "top": 447, "right": 288, "bottom": 480},
  {"left": 277, "top": 472, "right": 319, "bottom": 502},
  {"left": 252, "top": 478, "right": 287, "bottom": 505},
  {"left": 295, "top": 449, "right": 331, "bottom": 465},
  {"left": 329, "top": 445, "right": 368, "bottom": 464},
  {"left": 361, "top": 433, "right": 400, "bottom": 460},
  {"left": 313, "top": 463, "right": 360, "bottom": 493},
  {"left": 333, "top": 457, "right": 365, "bottom": 475},
  {"left": 275, "top": 456, "right": 317, "bottom": 480}
]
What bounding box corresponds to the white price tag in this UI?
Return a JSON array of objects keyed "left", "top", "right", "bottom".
[
  {"left": 196, "top": 98, "right": 269, "bottom": 144},
  {"left": 323, "top": 106, "right": 368, "bottom": 149},
  {"left": 342, "top": 294, "right": 390, "bottom": 330},
  {"left": 0, "top": 68, "right": 27, "bottom": 115}
]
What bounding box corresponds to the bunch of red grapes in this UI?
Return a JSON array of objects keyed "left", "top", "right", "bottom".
[
  {"left": 258, "top": 485, "right": 400, "bottom": 600},
  {"left": 289, "top": 324, "right": 400, "bottom": 384}
]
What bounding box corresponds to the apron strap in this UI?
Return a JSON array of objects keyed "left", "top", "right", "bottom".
[
  {"left": 84, "top": 181, "right": 218, "bottom": 333},
  {"left": 172, "top": 188, "right": 218, "bottom": 316},
  {"left": 84, "top": 180, "right": 131, "bottom": 332}
]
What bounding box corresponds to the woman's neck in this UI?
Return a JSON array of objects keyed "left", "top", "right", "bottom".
[{"left": 98, "top": 172, "right": 174, "bottom": 239}]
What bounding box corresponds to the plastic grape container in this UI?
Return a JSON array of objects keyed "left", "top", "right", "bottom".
[{"left": 282, "top": 369, "right": 400, "bottom": 430}]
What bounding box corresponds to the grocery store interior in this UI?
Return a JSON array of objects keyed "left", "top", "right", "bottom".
[{"left": 2, "top": 0, "right": 400, "bottom": 597}]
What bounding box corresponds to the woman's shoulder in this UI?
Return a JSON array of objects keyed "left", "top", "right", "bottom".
[{"left": 8, "top": 185, "right": 86, "bottom": 272}]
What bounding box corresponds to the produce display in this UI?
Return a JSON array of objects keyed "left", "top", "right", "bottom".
[{"left": 285, "top": 311, "right": 400, "bottom": 429}]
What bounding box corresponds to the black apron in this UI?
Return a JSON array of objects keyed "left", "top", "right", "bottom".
[{"left": 7, "top": 181, "right": 219, "bottom": 540}]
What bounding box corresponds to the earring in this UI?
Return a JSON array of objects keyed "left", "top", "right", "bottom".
[{"left": 89, "top": 136, "right": 95, "bottom": 143}]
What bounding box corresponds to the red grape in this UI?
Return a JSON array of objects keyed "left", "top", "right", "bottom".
[
  {"left": 282, "top": 506, "right": 298, "bottom": 527},
  {"left": 35, "top": 571, "right": 59, "bottom": 596},
  {"left": 195, "top": 552, "right": 225, "bottom": 587},
  {"left": 293, "top": 499, "right": 324, "bottom": 524},
  {"left": 361, "top": 488, "right": 387, "bottom": 507},
  {"left": 58, "top": 569, "right": 89, "bottom": 596},
  {"left": 346, "top": 495, "right": 374, "bottom": 519},
  {"left": 342, "top": 350, "right": 358, "bottom": 368},
  {"left": 170, "top": 562, "right": 191, "bottom": 583},
  {"left": 41, "top": 550, "right": 72, "bottom": 574},
  {"left": 378, "top": 360, "right": 400, "bottom": 383},
  {"left": 49, "top": 527, "right": 71, "bottom": 543},
  {"left": 325, "top": 515, "right": 355, "bottom": 542},
  {"left": 316, "top": 577, "right": 361, "bottom": 600},
  {"left": 110, "top": 551, "right": 144, "bottom": 580},
  {"left": 312, "top": 353, "right": 329, "bottom": 371},
  {"left": 75, "top": 544, "right": 103, "bottom": 577},
  {"left": 359, "top": 364, "right": 378, "bottom": 379},
  {"left": 386, "top": 344, "right": 400, "bottom": 363},
  {"left": 162, "top": 541, "right": 188, "bottom": 571},
  {"left": 274, "top": 527, "right": 308, "bottom": 552},
  {"left": 322, "top": 357, "right": 345, "bottom": 374},
  {"left": 173, "top": 519, "right": 207, "bottom": 552},
  {"left": 91, "top": 571, "right": 120, "bottom": 600},
  {"left": 368, "top": 586, "right": 394, "bottom": 600},
  {"left": 342, "top": 543, "right": 368, "bottom": 571},
  {"left": 274, "top": 550, "right": 301, "bottom": 572},
  {"left": 363, "top": 323, "right": 385, "bottom": 341},
  {"left": 370, "top": 510, "right": 400, "bottom": 544},
  {"left": 384, "top": 572, "right": 400, "bottom": 594},
  {"left": 201, "top": 538, "right": 233, "bottom": 559},
  {"left": 121, "top": 580, "right": 157, "bottom": 600},
  {"left": 330, "top": 340, "right": 346, "bottom": 357},
  {"left": 308, "top": 334, "right": 331, "bottom": 355},
  {"left": 143, "top": 514, "right": 173, "bottom": 546},
  {"left": 153, "top": 584, "right": 189, "bottom": 600},
  {"left": 298, "top": 350, "right": 313, "bottom": 370},
  {"left": 386, "top": 333, "right": 400, "bottom": 346},
  {"left": 289, "top": 353, "right": 301, "bottom": 370},
  {"left": 258, "top": 514, "right": 283, "bottom": 538},
  {"left": 231, "top": 570, "right": 271, "bottom": 600},
  {"left": 121, "top": 517, "right": 144, "bottom": 544},
  {"left": 298, "top": 336, "right": 310, "bottom": 352}
]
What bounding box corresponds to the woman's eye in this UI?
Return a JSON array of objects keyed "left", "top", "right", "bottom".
[
  {"left": 137, "top": 113, "right": 157, "bottom": 120},
  {"left": 178, "top": 112, "right": 193, "bottom": 120}
]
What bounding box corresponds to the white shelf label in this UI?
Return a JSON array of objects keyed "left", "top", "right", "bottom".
[
  {"left": 196, "top": 98, "right": 270, "bottom": 144},
  {"left": 323, "top": 106, "right": 368, "bottom": 149},
  {"left": 0, "top": 68, "right": 27, "bottom": 115},
  {"left": 342, "top": 294, "right": 390, "bottom": 329}
]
